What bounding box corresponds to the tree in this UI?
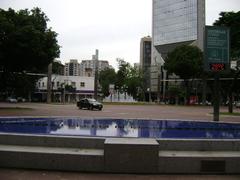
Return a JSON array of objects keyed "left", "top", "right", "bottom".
[
  {"left": 125, "top": 66, "right": 143, "bottom": 99},
  {"left": 0, "top": 8, "right": 60, "bottom": 98},
  {"left": 214, "top": 11, "right": 240, "bottom": 113},
  {"left": 115, "top": 59, "right": 131, "bottom": 89},
  {"left": 52, "top": 60, "right": 64, "bottom": 75},
  {"left": 214, "top": 11, "right": 240, "bottom": 60},
  {"left": 99, "top": 68, "right": 116, "bottom": 97},
  {"left": 115, "top": 59, "right": 143, "bottom": 100},
  {"left": 0, "top": 8, "right": 60, "bottom": 72},
  {"left": 164, "top": 45, "right": 203, "bottom": 104}
]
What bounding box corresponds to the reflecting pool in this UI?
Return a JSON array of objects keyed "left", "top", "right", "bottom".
[{"left": 0, "top": 117, "right": 240, "bottom": 139}]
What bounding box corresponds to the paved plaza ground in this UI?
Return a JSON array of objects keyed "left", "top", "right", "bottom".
[
  {"left": 0, "top": 102, "right": 240, "bottom": 122},
  {"left": 0, "top": 102, "right": 240, "bottom": 179}
]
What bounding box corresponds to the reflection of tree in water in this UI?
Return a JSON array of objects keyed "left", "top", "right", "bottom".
[
  {"left": 2, "top": 118, "right": 239, "bottom": 139},
  {"left": 0, "top": 118, "right": 61, "bottom": 134},
  {"left": 61, "top": 119, "right": 240, "bottom": 139},
  {"left": 157, "top": 120, "right": 240, "bottom": 139},
  {"left": 116, "top": 119, "right": 132, "bottom": 137}
]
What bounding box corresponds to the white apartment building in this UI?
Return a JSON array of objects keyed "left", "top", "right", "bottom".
[
  {"left": 35, "top": 75, "right": 94, "bottom": 102},
  {"left": 64, "top": 59, "right": 110, "bottom": 77}
]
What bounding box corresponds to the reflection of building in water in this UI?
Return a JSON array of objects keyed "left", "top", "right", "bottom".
[
  {"left": 137, "top": 120, "right": 168, "bottom": 138},
  {"left": 90, "top": 120, "right": 97, "bottom": 136},
  {"left": 63, "top": 119, "right": 117, "bottom": 137},
  {"left": 137, "top": 121, "right": 150, "bottom": 138},
  {"left": 2, "top": 118, "right": 240, "bottom": 139},
  {"left": 66, "top": 119, "right": 78, "bottom": 129}
]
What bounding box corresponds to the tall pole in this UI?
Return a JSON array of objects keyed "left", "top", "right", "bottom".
[
  {"left": 47, "top": 63, "right": 52, "bottom": 103},
  {"left": 213, "top": 73, "right": 220, "bottom": 121},
  {"left": 157, "top": 68, "right": 161, "bottom": 103},
  {"left": 63, "top": 84, "right": 65, "bottom": 104},
  {"left": 94, "top": 49, "right": 99, "bottom": 100}
]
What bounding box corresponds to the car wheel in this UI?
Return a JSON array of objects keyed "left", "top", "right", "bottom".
[
  {"left": 99, "top": 107, "right": 102, "bottom": 111},
  {"left": 90, "top": 105, "right": 93, "bottom": 110}
]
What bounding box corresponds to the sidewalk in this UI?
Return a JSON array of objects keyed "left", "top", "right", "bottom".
[
  {"left": 1, "top": 168, "right": 240, "bottom": 180},
  {"left": 1, "top": 103, "right": 240, "bottom": 179}
]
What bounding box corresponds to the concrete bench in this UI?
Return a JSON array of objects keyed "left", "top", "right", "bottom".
[
  {"left": 158, "top": 150, "right": 240, "bottom": 174},
  {"left": 0, "top": 144, "right": 104, "bottom": 172},
  {"left": 104, "top": 138, "right": 159, "bottom": 173}
]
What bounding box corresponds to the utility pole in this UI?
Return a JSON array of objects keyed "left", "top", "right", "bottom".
[
  {"left": 157, "top": 66, "right": 161, "bottom": 103},
  {"left": 213, "top": 73, "right": 220, "bottom": 121},
  {"left": 47, "top": 63, "right": 52, "bottom": 103},
  {"left": 94, "top": 49, "right": 99, "bottom": 100}
]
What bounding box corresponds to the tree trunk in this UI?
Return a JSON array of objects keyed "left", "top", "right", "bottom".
[
  {"left": 47, "top": 63, "right": 52, "bottom": 103},
  {"left": 228, "top": 92, "right": 233, "bottom": 113},
  {"left": 175, "top": 96, "right": 179, "bottom": 105},
  {"left": 184, "top": 80, "right": 190, "bottom": 105},
  {"left": 202, "top": 76, "right": 207, "bottom": 105}
]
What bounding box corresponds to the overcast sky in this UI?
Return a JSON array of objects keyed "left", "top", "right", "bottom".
[{"left": 1, "top": 0, "right": 240, "bottom": 69}]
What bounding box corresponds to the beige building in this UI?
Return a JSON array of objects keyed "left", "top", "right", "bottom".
[
  {"left": 80, "top": 59, "right": 110, "bottom": 77},
  {"left": 64, "top": 59, "right": 81, "bottom": 76},
  {"left": 140, "top": 36, "right": 152, "bottom": 101}
]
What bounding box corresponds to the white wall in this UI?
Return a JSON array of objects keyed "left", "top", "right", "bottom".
[{"left": 37, "top": 75, "right": 94, "bottom": 91}]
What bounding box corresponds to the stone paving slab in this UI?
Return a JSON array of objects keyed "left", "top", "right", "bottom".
[
  {"left": 1, "top": 103, "right": 240, "bottom": 178},
  {"left": 0, "top": 168, "right": 240, "bottom": 180}
]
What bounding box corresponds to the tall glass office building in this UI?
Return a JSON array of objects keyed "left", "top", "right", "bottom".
[
  {"left": 151, "top": 0, "right": 205, "bottom": 100},
  {"left": 152, "top": 0, "right": 205, "bottom": 58}
]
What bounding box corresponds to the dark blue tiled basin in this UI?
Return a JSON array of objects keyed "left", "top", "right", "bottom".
[{"left": 0, "top": 117, "right": 240, "bottom": 139}]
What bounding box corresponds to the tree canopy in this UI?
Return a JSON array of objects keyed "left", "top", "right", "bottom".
[
  {"left": 0, "top": 7, "right": 60, "bottom": 73},
  {"left": 0, "top": 7, "right": 60, "bottom": 99},
  {"left": 214, "top": 11, "right": 240, "bottom": 60},
  {"left": 99, "top": 59, "right": 143, "bottom": 100},
  {"left": 164, "top": 45, "right": 203, "bottom": 80},
  {"left": 164, "top": 45, "right": 203, "bottom": 104},
  {"left": 214, "top": 11, "right": 240, "bottom": 113},
  {"left": 99, "top": 67, "right": 116, "bottom": 97}
]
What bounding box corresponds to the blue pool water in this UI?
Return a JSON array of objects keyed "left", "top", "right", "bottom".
[{"left": 0, "top": 117, "right": 240, "bottom": 139}]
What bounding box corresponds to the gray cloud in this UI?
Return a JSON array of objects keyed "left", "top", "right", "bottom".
[{"left": 0, "top": 0, "right": 239, "bottom": 68}]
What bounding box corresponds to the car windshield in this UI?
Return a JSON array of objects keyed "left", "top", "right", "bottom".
[{"left": 88, "top": 99, "right": 97, "bottom": 103}]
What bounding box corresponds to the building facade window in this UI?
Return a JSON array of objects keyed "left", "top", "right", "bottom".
[
  {"left": 80, "top": 82, "right": 85, "bottom": 87},
  {"left": 153, "top": 0, "right": 198, "bottom": 46},
  {"left": 71, "top": 82, "right": 76, "bottom": 88}
]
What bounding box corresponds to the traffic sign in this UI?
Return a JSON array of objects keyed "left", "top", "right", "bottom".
[{"left": 205, "top": 26, "right": 230, "bottom": 72}]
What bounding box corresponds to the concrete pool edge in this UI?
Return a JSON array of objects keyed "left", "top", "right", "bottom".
[
  {"left": 1, "top": 115, "right": 240, "bottom": 123},
  {"left": 1, "top": 133, "right": 240, "bottom": 174}
]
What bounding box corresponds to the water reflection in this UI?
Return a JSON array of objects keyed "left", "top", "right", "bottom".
[{"left": 0, "top": 117, "right": 240, "bottom": 139}]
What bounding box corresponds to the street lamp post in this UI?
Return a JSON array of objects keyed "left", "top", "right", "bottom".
[
  {"left": 122, "top": 85, "right": 128, "bottom": 100},
  {"left": 47, "top": 63, "right": 52, "bottom": 103},
  {"left": 63, "top": 84, "right": 66, "bottom": 104},
  {"left": 94, "top": 49, "right": 99, "bottom": 100},
  {"left": 147, "top": 88, "right": 151, "bottom": 102},
  {"left": 116, "top": 86, "right": 120, "bottom": 102}
]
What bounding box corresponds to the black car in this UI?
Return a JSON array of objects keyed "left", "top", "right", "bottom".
[{"left": 77, "top": 98, "right": 103, "bottom": 110}]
